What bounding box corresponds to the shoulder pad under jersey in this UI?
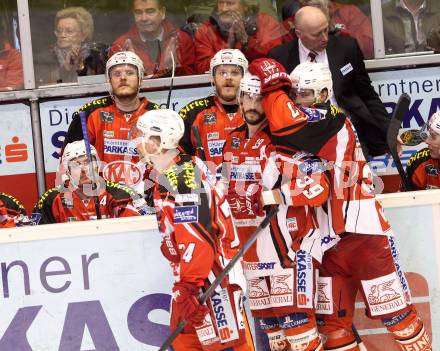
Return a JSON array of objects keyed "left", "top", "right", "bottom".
[
  {"left": 0, "top": 192, "right": 26, "bottom": 216},
  {"left": 77, "top": 96, "right": 112, "bottom": 115},
  {"left": 406, "top": 148, "right": 431, "bottom": 171},
  {"left": 178, "top": 96, "right": 215, "bottom": 120},
  {"left": 34, "top": 187, "right": 60, "bottom": 211},
  {"left": 105, "top": 181, "right": 137, "bottom": 200}
]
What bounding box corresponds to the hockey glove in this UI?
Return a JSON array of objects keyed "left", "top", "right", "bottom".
[
  {"left": 226, "top": 183, "right": 264, "bottom": 220},
  {"left": 248, "top": 58, "right": 292, "bottom": 94},
  {"left": 172, "top": 282, "right": 209, "bottom": 327}
]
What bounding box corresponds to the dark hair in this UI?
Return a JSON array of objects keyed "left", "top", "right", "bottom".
[{"left": 132, "top": 0, "right": 165, "bottom": 10}]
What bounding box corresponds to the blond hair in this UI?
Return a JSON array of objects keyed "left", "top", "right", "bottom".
[{"left": 55, "top": 7, "right": 94, "bottom": 41}]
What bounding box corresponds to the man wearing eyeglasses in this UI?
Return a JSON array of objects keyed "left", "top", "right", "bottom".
[
  {"left": 178, "top": 49, "right": 247, "bottom": 169},
  {"left": 109, "top": 0, "right": 195, "bottom": 78},
  {"left": 405, "top": 111, "right": 440, "bottom": 190}
]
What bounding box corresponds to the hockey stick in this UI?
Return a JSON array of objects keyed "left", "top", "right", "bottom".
[
  {"left": 166, "top": 51, "right": 175, "bottom": 109},
  {"left": 386, "top": 93, "right": 413, "bottom": 191},
  {"left": 79, "top": 111, "right": 102, "bottom": 219},
  {"left": 192, "top": 125, "right": 206, "bottom": 161},
  {"left": 158, "top": 206, "right": 279, "bottom": 351}
]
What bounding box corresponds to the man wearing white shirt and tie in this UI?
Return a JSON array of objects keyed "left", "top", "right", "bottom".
[{"left": 269, "top": 6, "right": 391, "bottom": 158}]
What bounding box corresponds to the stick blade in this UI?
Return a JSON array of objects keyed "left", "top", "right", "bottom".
[{"left": 387, "top": 93, "right": 411, "bottom": 152}]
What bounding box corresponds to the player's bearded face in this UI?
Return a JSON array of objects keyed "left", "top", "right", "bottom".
[
  {"left": 68, "top": 155, "right": 99, "bottom": 187},
  {"left": 110, "top": 64, "right": 140, "bottom": 98},
  {"left": 240, "top": 93, "right": 265, "bottom": 125},
  {"left": 213, "top": 64, "right": 242, "bottom": 103}
]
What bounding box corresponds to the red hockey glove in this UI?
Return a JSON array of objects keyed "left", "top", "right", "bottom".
[
  {"left": 226, "top": 183, "right": 264, "bottom": 220},
  {"left": 172, "top": 282, "right": 209, "bottom": 327},
  {"left": 248, "top": 58, "right": 292, "bottom": 94}
]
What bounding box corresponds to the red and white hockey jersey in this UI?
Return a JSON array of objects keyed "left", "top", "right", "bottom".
[{"left": 262, "top": 90, "right": 392, "bottom": 237}]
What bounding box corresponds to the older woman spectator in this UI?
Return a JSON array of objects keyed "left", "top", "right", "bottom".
[{"left": 35, "top": 7, "right": 107, "bottom": 85}]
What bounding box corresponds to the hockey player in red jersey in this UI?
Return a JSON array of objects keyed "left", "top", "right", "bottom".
[
  {"left": 178, "top": 49, "right": 247, "bottom": 168},
  {"left": 134, "top": 109, "right": 253, "bottom": 351},
  {"left": 0, "top": 199, "right": 15, "bottom": 228},
  {"left": 32, "top": 141, "right": 140, "bottom": 224},
  {"left": 406, "top": 111, "right": 440, "bottom": 190},
  {"left": 246, "top": 59, "right": 431, "bottom": 351},
  {"left": 223, "top": 72, "right": 330, "bottom": 350},
  {"left": 0, "top": 192, "right": 27, "bottom": 228},
  {"left": 63, "top": 51, "right": 161, "bottom": 186}
]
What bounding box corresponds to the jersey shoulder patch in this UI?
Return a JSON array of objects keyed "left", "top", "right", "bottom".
[
  {"left": 178, "top": 96, "right": 215, "bottom": 120},
  {"left": 105, "top": 182, "right": 137, "bottom": 200},
  {"left": 0, "top": 192, "right": 26, "bottom": 215},
  {"left": 145, "top": 100, "right": 161, "bottom": 111}
]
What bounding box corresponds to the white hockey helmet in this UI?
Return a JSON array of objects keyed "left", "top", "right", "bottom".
[
  {"left": 239, "top": 72, "right": 261, "bottom": 96},
  {"left": 136, "top": 109, "right": 185, "bottom": 152},
  {"left": 421, "top": 110, "right": 440, "bottom": 143},
  {"left": 289, "top": 62, "right": 333, "bottom": 103},
  {"left": 210, "top": 49, "right": 248, "bottom": 75},
  {"left": 62, "top": 140, "right": 99, "bottom": 170},
  {"left": 105, "top": 51, "right": 144, "bottom": 83}
]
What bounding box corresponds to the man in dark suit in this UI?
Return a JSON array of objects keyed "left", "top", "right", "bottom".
[{"left": 268, "top": 5, "right": 391, "bottom": 157}]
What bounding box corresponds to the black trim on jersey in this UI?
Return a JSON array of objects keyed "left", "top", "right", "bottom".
[
  {"left": 406, "top": 148, "right": 431, "bottom": 188},
  {"left": 63, "top": 96, "right": 113, "bottom": 149},
  {"left": 0, "top": 192, "right": 26, "bottom": 216},
  {"left": 275, "top": 109, "right": 346, "bottom": 155},
  {"left": 106, "top": 182, "right": 136, "bottom": 201},
  {"left": 222, "top": 103, "right": 239, "bottom": 114},
  {"left": 32, "top": 187, "right": 60, "bottom": 224},
  {"left": 178, "top": 96, "right": 216, "bottom": 155},
  {"left": 275, "top": 120, "right": 307, "bottom": 134}
]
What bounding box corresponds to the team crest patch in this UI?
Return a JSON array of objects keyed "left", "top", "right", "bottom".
[
  {"left": 174, "top": 206, "right": 198, "bottom": 223},
  {"left": 30, "top": 212, "right": 42, "bottom": 225},
  {"left": 100, "top": 111, "right": 114, "bottom": 123},
  {"left": 425, "top": 164, "right": 439, "bottom": 177},
  {"left": 61, "top": 197, "right": 73, "bottom": 208},
  {"left": 204, "top": 112, "right": 216, "bottom": 124},
  {"left": 231, "top": 137, "right": 241, "bottom": 149},
  {"left": 286, "top": 217, "right": 298, "bottom": 232}
]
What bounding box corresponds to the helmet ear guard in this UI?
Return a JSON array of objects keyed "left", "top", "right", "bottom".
[{"left": 289, "top": 62, "right": 333, "bottom": 103}]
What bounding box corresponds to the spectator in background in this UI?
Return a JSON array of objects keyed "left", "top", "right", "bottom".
[
  {"left": 383, "top": 0, "right": 440, "bottom": 54},
  {"left": 32, "top": 141, "right": 140, "bottom": 225},
  {"left": 194, "top": 0, "right": 284, "bottom": 73},
  {"left": 0, "top": 25, "right": 23, "bottom": 91},
  {"left": 405, "top": 111, "right": 440, "bottom": 190},
  {"left": 183, "top": 0, "right": 278, "bottom": 23},
  {"left": 281, "top": 0, "right": 374, "bottom": 58},
  {"left": 35, "top": 6, "right": 107, "bottom": 85},
  {"left": 110, "top": 0, "right": 195, "bottom": 78},
  {"left": 269, "top": 6, "right": 391, "bottom": 157},
  {"left": 426, "top": 25, "right": 440, "bottom": 52}
]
